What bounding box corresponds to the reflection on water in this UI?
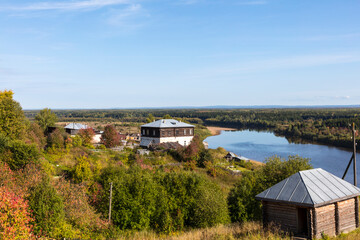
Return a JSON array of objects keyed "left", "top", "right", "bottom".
[{"left": 205, "top": 130, "right": 360, "bottom": 184}]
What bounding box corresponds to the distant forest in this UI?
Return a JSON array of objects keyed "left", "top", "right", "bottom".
[{"left": 25, "top": 108, "right": 360, "bottom": 149}]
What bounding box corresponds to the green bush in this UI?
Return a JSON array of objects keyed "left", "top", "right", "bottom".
[
  {"left": 4, "top": 140, "right": 40, "bottom": 170},
  {"left": 100, "top": 167, "right": 160, "bottom": 231},
  {"left": 72, "top": 135, "right": 83, "bottom": 147},
  {"left": 0, "top": 133, "right": 10, "bottom": 152},
  {"left": 227, "top": 171, "right": 261, "bottom": 223},
  {"left": 227, "top": 155, "right": 312, "bottom": 223},
  {"left": 28, "top": 179, "right": 65, "bottom": 237},
  {"left": 99, "top": 167, "right": 229, "bottom": 233},
  {"left": 73, "top": 155, "right": 94, "bottom": 183}
]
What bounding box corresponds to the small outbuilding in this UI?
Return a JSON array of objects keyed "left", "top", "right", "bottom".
[
  {"left": 64, "top": 123, "right": 89, "bottom": 135},
  {"left": 256, "top": 168, "right": 360, "bottom": 239},
  {"left": 224, "top": 152, "right": 249, "bottom": 162},
  {"left": 225, "top": 152, "right": 238, "bottom": 161}
]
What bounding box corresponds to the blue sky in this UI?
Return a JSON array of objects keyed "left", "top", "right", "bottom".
[{"left": 1, "top": 0, "right": 360, "bottom": 109}]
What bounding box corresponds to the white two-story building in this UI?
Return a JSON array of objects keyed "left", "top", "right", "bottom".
[{"left": 140, "top": 119, "right": 194, "bottom": 147}]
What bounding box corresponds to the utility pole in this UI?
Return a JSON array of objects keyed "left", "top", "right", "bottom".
[
  {"left": 342, "top": 123, "right": 357, "bottom": 183},
  {"left": 109, "top": 182, "right": 113, "bottom": 223},
  {"left": 353, "top": 123, "right": 357, "bottom": 187}
]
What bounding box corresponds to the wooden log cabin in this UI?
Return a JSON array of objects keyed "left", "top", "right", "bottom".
[
  {"left": 256, "top": 168, "right": 360, "bottom": 239},
  {"left": 140, "top": 119, "right": 194, "bottom": 147}
]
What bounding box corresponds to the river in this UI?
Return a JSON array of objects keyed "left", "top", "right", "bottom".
[{"left": 205, "top": 130, "right": 360, "bottom": 183}]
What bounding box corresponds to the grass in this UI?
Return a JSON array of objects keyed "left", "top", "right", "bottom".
[
  {"left": 329, "top": 227, "right": 360, "bottom": 240},
  {"left": 107, "top": 222, "right": 360, "bottom": 240},
  {"left": 109, "top": 222, "right": 291, "bottom": 240}
]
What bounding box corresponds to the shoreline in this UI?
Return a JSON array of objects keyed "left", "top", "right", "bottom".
[
  {"left": 205, "top": 126, "right": 264, "bottom": 166},
  {"left": 206, "top": 126, "right": 237, "bottom": 136}
]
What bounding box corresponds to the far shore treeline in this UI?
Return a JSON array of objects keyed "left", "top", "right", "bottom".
[{"left": 25, "top": 108, "right": 360, "bottom": 149}]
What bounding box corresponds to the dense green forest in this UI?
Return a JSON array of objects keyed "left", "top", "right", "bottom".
[{"left": 2, "top": 91, "right": 359, "bottom": 239}]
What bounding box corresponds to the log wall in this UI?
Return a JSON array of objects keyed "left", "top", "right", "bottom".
[
  {"left": 338, "top": 198, "right": 356, "bottom": 233},
  {"left": 263, "top": 197, "right": 359, "bottom": 239},
  {"left": 264, "top": 201, "right": 298, "bottom": 233},
  {"left": 314, "top": 204, "right": 336, "bottom": 238}
]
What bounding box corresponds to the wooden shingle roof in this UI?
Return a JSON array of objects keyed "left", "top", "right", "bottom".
[{"left": 256, "top": 168, "right": 360, "bottom": 207}]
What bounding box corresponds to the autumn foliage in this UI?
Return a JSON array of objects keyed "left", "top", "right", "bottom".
[
  {"left": 0, "top": 163, "right": 35, "bottom": 239},
  {"left": 101, "top": 125, "right": 120, "bottom": 148},
  {"left": 0, "top": 187, "right": 35, "bottom": 240},
  {"left": 78, "top": 128, "right": 95, "bottom": 146}
]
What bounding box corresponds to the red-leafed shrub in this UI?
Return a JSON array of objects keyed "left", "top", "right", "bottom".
[
  {"left": 0, "top": 174, "right": 35, "bottom": 239},
  {"left": 182, "top": 135, "right": 203, "bottom": 161},
  {"left": 0, "top": 187, "right": 35, "bottom": 239},
  {"left": 101, "top": 125, "right": 120, "bottom": 148},
  {"left": 0, "top": 162, "right": 20, "bottom": 194}
]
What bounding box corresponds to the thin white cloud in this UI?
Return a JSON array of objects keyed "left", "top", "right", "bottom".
[
  {"left": 237, "top": 1, "right": 267, "bottom": 5},
  {"left": 0, "top": 0, "right": 130, "bottom": 11},
  {"left": 107, "top": 4, "right": 148, "bottom": 29},
  {"left": 178, "top": 0, "right": 201, "bottom": 5}
]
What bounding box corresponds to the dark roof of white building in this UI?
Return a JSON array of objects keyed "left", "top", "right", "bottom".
[
  {"left": 256, "top": 168, "right": 360, "bottom": 207},
  {"left": 141, "top": 119, "right": 194, "bottom": 128},
  {"left": 64, "top": 123, "right": 89, "bottom": 130}
]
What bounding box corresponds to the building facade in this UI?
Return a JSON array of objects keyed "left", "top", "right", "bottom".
[
  {"left": 256, "top": 168, "right": 360, "bottom": 239},
  {"left": 140, "top": 119, "right": 194, "bottom": 147}
]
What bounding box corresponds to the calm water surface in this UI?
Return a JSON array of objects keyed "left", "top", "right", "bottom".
[{"left": 205, "top": 130, "right": 360, "bottom": 183}]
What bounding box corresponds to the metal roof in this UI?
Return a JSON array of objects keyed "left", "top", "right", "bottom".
[
  {"left": 64, "top": 123, "right": 89, "bottom": 130},
  {"left": 141, "top": 119, "right": 194, "bottom": 128},
  {"left": 255, "top": 168, "right": 360, "bottom": 207},
  {"left": 140, "top": 138, "right": 154, "bottom": 147}
]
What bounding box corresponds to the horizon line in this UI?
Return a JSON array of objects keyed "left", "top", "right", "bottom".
[{"left": 23, "top": 104, "right": 360, "bottom": 111}]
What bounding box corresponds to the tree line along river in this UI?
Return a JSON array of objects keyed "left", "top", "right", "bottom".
[{"left": 205, "top": 130, "right": 360, "bottom": 184}]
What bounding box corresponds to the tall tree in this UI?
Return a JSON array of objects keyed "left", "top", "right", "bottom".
[
  {"left": 0, "top": 90, "right": 26, "bottom": 140},
  {"left": 47, "top": 129, "right": 65, "bottom": 149},
  {"left": 101, "top": 125, "right": 120, "bottom": 148},
  {"left": 35, "top": 108, "right": 58, "bottom": 133},
  {"left": 78, "top": 128, "right": 95, "bottom": 146},
  {"left": 146, "top": 114, "right": 155, "bottom": 123},
  {"left": 163, "top": 114, "right": 171, "bottom": 119},
  {"left": 26, "top": 122, "right": 47, "bottom": 150}
]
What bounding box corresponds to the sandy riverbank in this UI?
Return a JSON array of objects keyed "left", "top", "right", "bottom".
[{"left": 207, "top": 126, "right": 236, "bottom": 136}]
